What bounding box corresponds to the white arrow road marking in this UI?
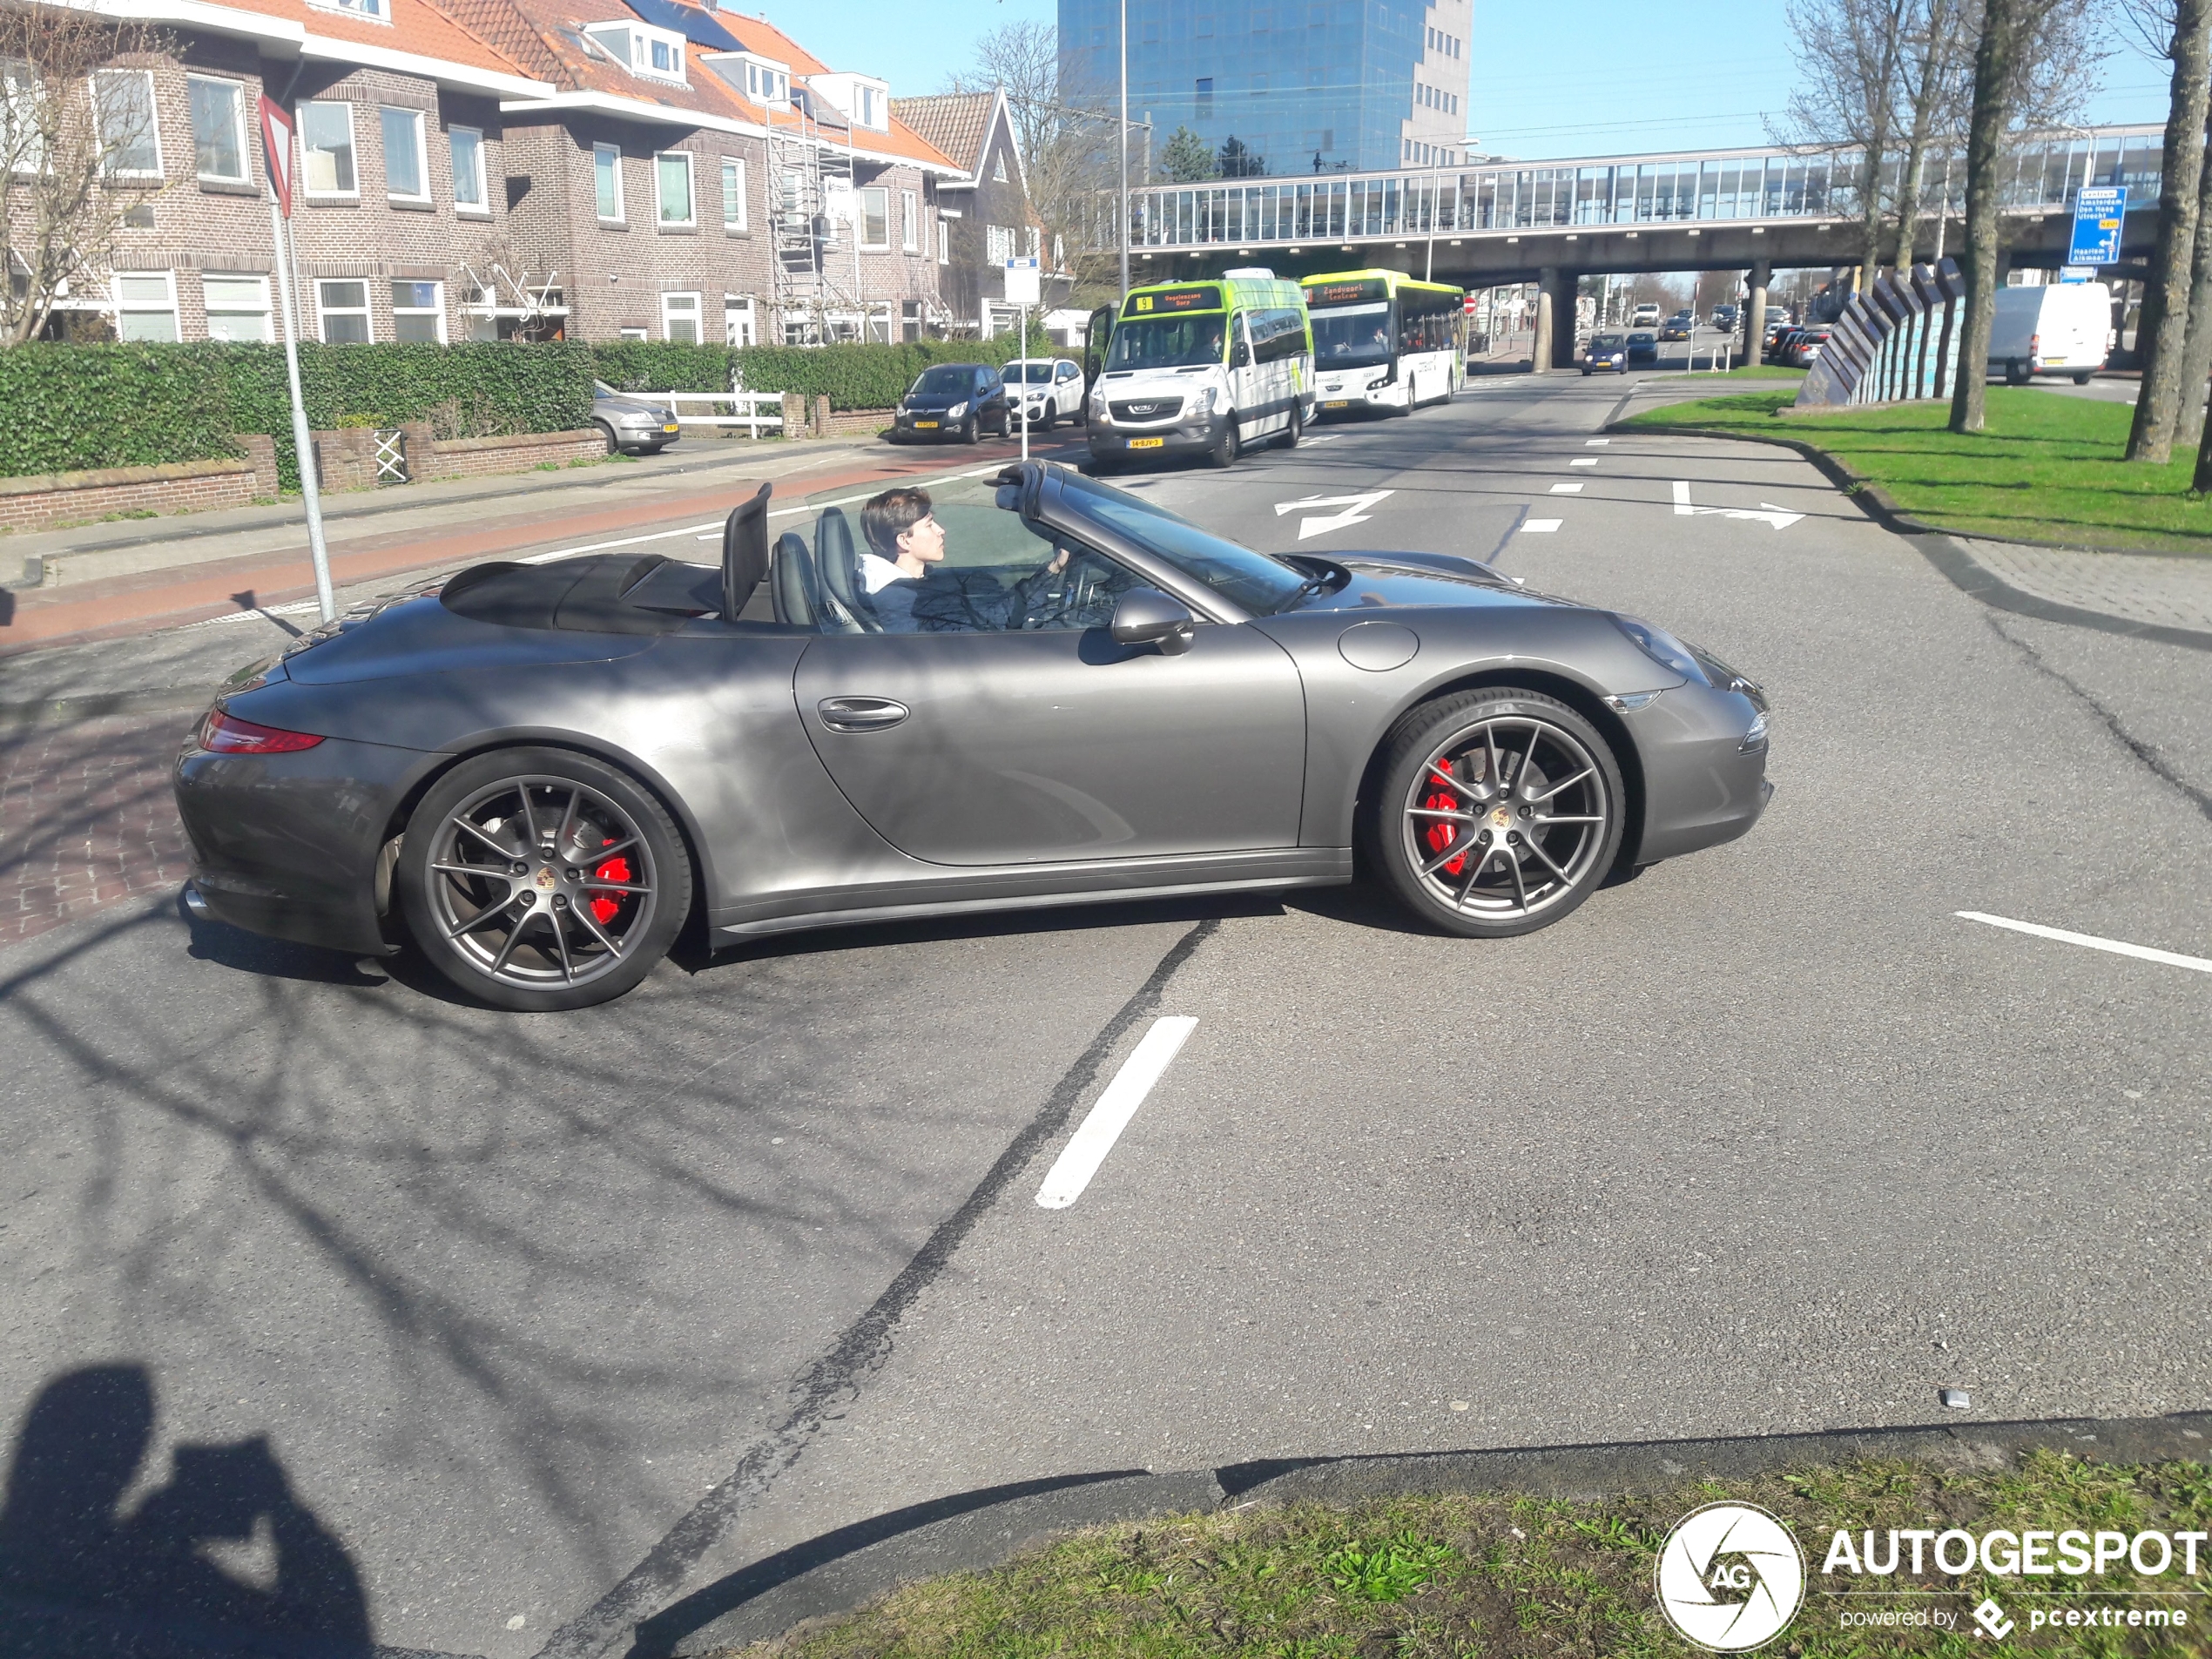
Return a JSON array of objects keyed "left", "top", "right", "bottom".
[
  {"left": 1670, "top": 480, "right": 1804, "bottom": 530},
  {"left": 1273, "top": 488, "right": 1394, "bottom": 540},
  {"left": 1035, "top": 1016, "right": 1199, "bottom": 1208}
]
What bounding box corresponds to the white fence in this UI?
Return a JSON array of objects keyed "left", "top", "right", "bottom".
[{"left": 658, "top": 391, "right": 786, "bottom": 438}]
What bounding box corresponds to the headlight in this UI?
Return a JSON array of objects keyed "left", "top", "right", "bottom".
[
  {"left": 1197, "top": 387, "right": 1218, "bottom": 414},
  {"left": 1611, "top": 615, "right": 1710, "bottom": 685},
  {"left": 948, "top": 401, "right": 968, "bottom": 418},
  {"left": 1741, "top": 709, "right": 1770, "bottom": 751}
]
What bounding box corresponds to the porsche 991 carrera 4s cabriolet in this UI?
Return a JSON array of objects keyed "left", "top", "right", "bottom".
[{"left": 175, "top": 462, "right": 1772, "bottom": 1010}]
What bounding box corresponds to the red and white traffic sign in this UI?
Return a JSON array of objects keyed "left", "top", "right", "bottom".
[{"left": 259, "top": 96, "right": 294, "bottom": 217}]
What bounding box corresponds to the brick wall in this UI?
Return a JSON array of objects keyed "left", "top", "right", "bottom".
[
  {"left": 0, "top": 459, "right": 259, "bottom": 535},
  {"left": 417, "top": 428, "right": 605, "bottom": 479}
]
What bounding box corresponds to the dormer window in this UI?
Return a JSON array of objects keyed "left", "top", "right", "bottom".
[
  {"left": 582, "top": 21, "right": 687, "bottom": 84},
  {"left": 703, "top": 51, "right": 789, "bottom": 109},
  {"left": 853, "top": 83, "right": 884, "bottom": 131},
  {"left": 806, "top": 71, "right": 889, "bottom": 132}
]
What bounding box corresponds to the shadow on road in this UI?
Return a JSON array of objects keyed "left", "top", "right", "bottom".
[{"left": 0, "top": 1365, "right": 373, "bottom": 1658}]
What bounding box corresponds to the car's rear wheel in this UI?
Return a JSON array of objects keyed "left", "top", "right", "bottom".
[
  {"left": 398, "top": 747, "right": 691, "bottom": 1011},
  {"left": 1275, "top": 405, "right": 1302, "bottom": 448},
  {"left": 1369, "top": 690, "right": 1624, "bottom": 939}
]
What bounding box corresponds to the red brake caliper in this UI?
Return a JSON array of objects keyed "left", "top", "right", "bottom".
[
  {"left": 589, "top": 840, "right": 631, "bottom": 926},
  {"left": 1423, "top": 758, "right": 1467, "bottom": 876}
]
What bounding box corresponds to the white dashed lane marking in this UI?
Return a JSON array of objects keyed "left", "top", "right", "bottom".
[
  {"left": 1035, "top": 1017, "right": 1199, "bottom": 1210},
  {"left": 1956, "top": 913, "right": 2212, "bottom": 976}
]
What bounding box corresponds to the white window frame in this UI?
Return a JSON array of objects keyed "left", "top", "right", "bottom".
[
  {"left": 300, "top": 100, "right": 358, "bottom": 199},
  {"left": 391, "top": 278, "right": 445, "bottom": 342},
  {"left": 618, "top": 325, "right": 650, "bottom": 341},
  {"left": 583, "top": 22, "right": 686, "bottom": 85},
  {"left": 655, "top": 149, "right": 694, "bottom": 227},
  {"left": 853, "top": 82, "right": 886, "bottom": 132},
  {"left": 593, "top": 141, "right": 624, "bottom": 222},
  {"left": 449, "top": 123, "right": 488, "bottom": 214},
  {"left": 900, "top": 188, "right": 917, "bottom": 252},
  {"left": 381, "top": 105, "right": 428, "bottom": 204},
  {"left": 315, "top": 277, "right": 372, "bottom": 342},
  {"left": 186, "top": 74, "right": 248, "bottom": 185},
  {"left": 94, "top": 69, "right": 161, "bottom": 179},
  {"left": 660, "top": 289, "right": 701, "bottom": 343},
  {"left": 724, "top": 293, "right": 755, "bottom": 346},
  {"left": 201, "top": 273, "right": 271, "bottom": 341},
  {"left": 720, "top": 156, "right": 746, "bottom": 231},
  {"left": 111, "top": 270, "right": 177, "bottom": 341},
  {"left": 856, "top": 185, "right": 888, "bottom": 251},
  {"left": 937, "top": 212, "right": 950, "bottom": 265},
  {"left": 308, "top": 0, "right": 390, "bottom": 22}
]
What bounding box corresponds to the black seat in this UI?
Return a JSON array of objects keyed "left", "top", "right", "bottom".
[
  {"left": 721, "top": 481, "right": 772, "bottom": 620},
  {"left": 813, "top": 507, "right": 880, "bottom": 631},
  {"left": 772, "top": 530, "right": 818, "bottom": 628}
]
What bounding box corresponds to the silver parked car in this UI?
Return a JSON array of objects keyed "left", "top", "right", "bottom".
[{"left": 591, "top": 381, "right": 681, "bottom": 455}]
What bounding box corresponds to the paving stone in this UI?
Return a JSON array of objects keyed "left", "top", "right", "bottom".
[{"left": 1959, "top": 539, "right": 2212, "bottom": 635}]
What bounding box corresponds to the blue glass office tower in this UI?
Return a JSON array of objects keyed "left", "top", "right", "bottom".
[{"left": 1058, "top": 0, "right": 1471, "bottom": 179}]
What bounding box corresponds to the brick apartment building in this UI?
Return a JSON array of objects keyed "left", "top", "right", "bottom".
[
  {"left": 13, "top": 0, "right": 977, "bottom": 347},
  {"left": 894, "top": 88, "right": 1074, "bottom": 338}
]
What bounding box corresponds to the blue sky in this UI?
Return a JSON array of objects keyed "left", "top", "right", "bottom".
[{"left": 794, "top": 0, "right": 2170, "bottom": 158}]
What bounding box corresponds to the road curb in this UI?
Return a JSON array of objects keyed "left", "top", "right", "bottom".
[
  {"left": 653, "top": 1410, "right": 2212, "bottom": 1656},
  {"left": 1602, "top": 417, "right": 2212, "bottom": 653}
]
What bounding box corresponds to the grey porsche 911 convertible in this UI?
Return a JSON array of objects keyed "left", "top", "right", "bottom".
[{"left": 175, "top": 461, "right": 1771, "bottom": 1010}]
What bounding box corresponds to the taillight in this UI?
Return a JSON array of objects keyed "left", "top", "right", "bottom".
[
  {"left": 199, "top": 710, "right": 325, "bottom": 753},
  {"left": 2029, "top": 332, "right": 2040, "bottom": 357}
]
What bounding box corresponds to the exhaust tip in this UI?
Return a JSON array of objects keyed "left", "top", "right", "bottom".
[{"left": 180, "top": 883, "right": 212, "bottom": 921}]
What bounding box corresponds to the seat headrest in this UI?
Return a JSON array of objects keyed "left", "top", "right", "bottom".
[
  {"left": 722, "top": 481, "right": 772, "bottom": 620},
  {"left": 772, "top": 529, "right": 815, "bottom": 629}
]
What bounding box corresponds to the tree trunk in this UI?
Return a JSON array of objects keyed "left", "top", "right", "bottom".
[
  {"left": 1892, "top": 138, "right": 1928, "bottom": 273},
  {"left": 2128, "top": 0, "right": 2212, "bottom": 462},
  {"left": 2175, "top": 121, "right": 2212, "bottom": 449},
  {"left": 1949, "top": 0, "right": 2026, "bottom": 435}
]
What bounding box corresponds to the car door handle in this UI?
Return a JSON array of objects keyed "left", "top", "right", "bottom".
[{"left": 816, "top": 696, "right": 910, "bottom": 732}]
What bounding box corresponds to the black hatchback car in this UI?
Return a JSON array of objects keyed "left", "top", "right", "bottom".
[{"left": 891, "top": 363, "right": 1012, "bottom": 443}]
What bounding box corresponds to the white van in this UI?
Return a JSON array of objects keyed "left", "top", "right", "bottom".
[
  {"left": 1988, "top": 281, "right": 2114, "bottom": 385},
  {"left": 1084, "top": 270, "right": 1313, "bottom": 470}
]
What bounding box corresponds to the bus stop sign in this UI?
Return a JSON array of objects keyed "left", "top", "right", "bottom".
[{"left": 2068, "top": 186, "right": 2126, "bottom": 267}]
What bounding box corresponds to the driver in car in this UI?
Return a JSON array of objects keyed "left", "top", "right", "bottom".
[{"left": 857, "top": 487, "right": 1071, "bottom": 633}]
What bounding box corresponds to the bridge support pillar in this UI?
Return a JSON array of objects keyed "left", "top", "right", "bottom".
[
  {"left": 1743, "top": 259, "right": 1771, "bottom": 364},
  {"left": 1534, "top": 266, "right": 1575, "bottom": 371}
]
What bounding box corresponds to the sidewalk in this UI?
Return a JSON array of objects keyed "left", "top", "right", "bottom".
[{"left": 0, "top": 431, "right": 1071, "bottom": 656}]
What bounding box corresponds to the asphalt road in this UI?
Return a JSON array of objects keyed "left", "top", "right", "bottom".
[{"left": 3, "top": 371, "right": 2208, "bottom": 1659}]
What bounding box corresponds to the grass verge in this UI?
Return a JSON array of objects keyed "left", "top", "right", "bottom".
[
  {"left": 1656, "top": 364, "right": 1809, "bottom": 382},
  {"left": 1622, "top": 388, "right": 2212, "bottom": 555},
  {"left": 730, "top": 1452, "right": 2212, "bottom": 1657}
]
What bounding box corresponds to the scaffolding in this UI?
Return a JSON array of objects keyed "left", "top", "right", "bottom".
[{"left": 766, "top": 97, "right": 858, "bottom": 344}]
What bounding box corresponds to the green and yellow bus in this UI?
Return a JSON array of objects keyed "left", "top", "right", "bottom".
[
  {"left": 1299, "top": 270, "right": 1466, "bottom": 416},
  {"left": 1082, "top": 272, "right": 1314, "bottom": 470}
]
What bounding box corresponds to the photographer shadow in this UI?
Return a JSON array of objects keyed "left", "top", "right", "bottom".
[{"left": 0, "top": 1365, "right": 371, "bottom": 1658}]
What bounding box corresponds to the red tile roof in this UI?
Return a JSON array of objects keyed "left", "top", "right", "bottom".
[{"left": 198, "top": 0, "right": 541, "bottom": 87}]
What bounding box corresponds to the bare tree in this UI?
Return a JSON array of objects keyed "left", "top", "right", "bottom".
[
  {"left": 2125, "top": 0, "right": 2210, "bottom": 460},
  {"left": 1949, "top": 0, "right": 2105, "bottom": 433},
  {"left": 948, "top": 20, "right": 1057, "bottom": 172},
  {"left": 0, "top": 3, "right": 169, "bottom": 346},
  {"left": 1776, "top": 0, "right": 1911, "bottom": 285},
  {"left": 1888, "top": 0, "right": 1976, "bottom": 269}
]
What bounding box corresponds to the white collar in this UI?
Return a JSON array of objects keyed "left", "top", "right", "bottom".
[{"left": 858, "top": 551, "right": 907, "bottom": 592}]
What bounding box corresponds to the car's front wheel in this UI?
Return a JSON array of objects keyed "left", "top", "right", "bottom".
[
  {"left": 1208, "top": 418, "right": 1238, "bottom": 469},
  {"left": 398, "top": 747, "right": 692, "bottom": 1011},
  {"left": 1369, "top": 690, "right": 1624, "bottom": 939},
  {"left": 961, "top": 415, "right": 979, "bottom": 444},
  {"left": 594, "top": 421, "right": 620, "bottom": 455}
]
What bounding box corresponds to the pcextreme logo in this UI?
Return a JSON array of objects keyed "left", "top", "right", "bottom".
[{"left": 1656, "top": 1502, "right": 1808, "bottom": 1651}]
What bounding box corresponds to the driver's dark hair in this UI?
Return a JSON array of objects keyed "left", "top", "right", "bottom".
[{"left": 861, "top": 487, "right": 932, "bottom": 557}]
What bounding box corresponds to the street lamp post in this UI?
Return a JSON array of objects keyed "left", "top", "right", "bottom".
[{"left": 1119, "top": 0, "right": 1130, "bottom": 300}]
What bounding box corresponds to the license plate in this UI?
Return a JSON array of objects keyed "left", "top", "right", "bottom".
[
  {"left": 1323, "top": 400, "right": 1349, "bottom": 409},
  {"left": 662, "top": 423, "right": 679, "bottom": 433},
  {"left": 1128, "top": 436, "right": 1165, "bottom": 449},
  {"left": 914, "top": 420, "right": 939, "bottom": 428}
]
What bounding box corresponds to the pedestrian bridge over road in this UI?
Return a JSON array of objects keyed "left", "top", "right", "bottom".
[{"left": 1097, "top": 124, "right": 2163, "bottom": 300}]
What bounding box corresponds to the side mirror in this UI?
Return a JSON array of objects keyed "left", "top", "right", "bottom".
[
  {"left": 1109, "top": 588, "right": 1197, "bottom": 656},
  {"left": 1231, "top": 338, "right": 1251, "bottom": 368}
]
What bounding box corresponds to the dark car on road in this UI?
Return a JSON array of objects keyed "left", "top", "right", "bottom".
[
  {"left": 175, "top": 461, "right": 1773, "bottom": 1011},
  {"left": 890, "top": 363, "right": 1011, "bottom": 443},
  {"left": 1626, "top": 330, "right": 1659, "bottom": 365},
  {"left": 1581, "top": 333, "right": 1629, "bottom": 374},
  {"left": 1658, "top": 315, "right": 1692, "bottom": 342}
]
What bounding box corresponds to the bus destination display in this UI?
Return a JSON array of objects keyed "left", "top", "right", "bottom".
[
  {"left": 1130, "top": 285, "right": 1221, "bottom": 314},
  {"left": 1305, "top": 279, "right": 1389, "bottom": 307}
]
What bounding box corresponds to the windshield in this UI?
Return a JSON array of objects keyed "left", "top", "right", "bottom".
[
  {"left": 592, "top": 380, "right": 616, "bottom": 397},
  {"left": 1106, "top": 314, "right": 1227, "bottom": 371},
  {"left": 911, "top": 365, "right": 974, "bottom": 395},
  {"left": 1310, "top": 300, "right": 1394, "bottom": 367},
  {"left": 1590, "top": 334, "right": 1624, "bottom": 350},
  {"left": 1056, "top": 471, "right": 1308, "bottom": 616},
  {"left": 1012, "top": 361, "right": 1054, "bottom": 382}
]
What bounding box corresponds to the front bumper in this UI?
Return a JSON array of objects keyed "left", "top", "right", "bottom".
[
  {"left": 1088, "top": 410, "right": 1226, "bottom": 458},
  {"left": 892, "top": 409, "right": 967, "bottom": 438},
  {"left": 1312, "top": 380, "right": 1403, "bottom": 415},
  {"left": 1622, "top": 683, "right": 1773, "bottom": 865},
  {"left": 174, "top": 729, "right": 430, "bottom": 957}
]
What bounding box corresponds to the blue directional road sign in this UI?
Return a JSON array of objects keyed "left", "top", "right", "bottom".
[{"left": 2068, "top": 186, "right": 2127, "bottom": 267}]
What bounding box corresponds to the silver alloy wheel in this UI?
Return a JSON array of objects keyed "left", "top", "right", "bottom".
[
  {"left": 425, "top": 775, "right": 657, "bottom": 991},
  {"left": 1399, "top": 715, "right": 1610, "bottom": 921}
]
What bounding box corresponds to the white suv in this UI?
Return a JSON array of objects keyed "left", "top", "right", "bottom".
[{"left": 1004, "top": 358, "right": 1087, "bottom": 429}]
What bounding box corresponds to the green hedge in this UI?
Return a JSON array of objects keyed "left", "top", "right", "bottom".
[
  {"left": 0, "top": 345, "right": 240, "bottom": 479},
  {"left": 590, "top": 327, "right": 1057, "bottom": 412}
]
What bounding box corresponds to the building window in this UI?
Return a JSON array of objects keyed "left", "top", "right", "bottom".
[
  {"left": 392, "top": 279, "right": 444, "bottom": 342},
  {"left": 618, "top": 325, "right": 649, "bottom": 341},
  {"left": 317, "top": 0, "right": 388, "bottom": 17},
  {"left": 95, "top": 70, "right": 160, "bottom": 177},
  {"left": 111, "top": 272, "right": 176, "bottom": 341},
  {"left": 720, "top": 157, "right": 746, "bottom": 230},
  {"left": 1194, "top": 77, "right": 1212, "bottom": 115},
  {"left": 300, "top": 102, "right": 357, "bottom": 196},
  {"left": 594, "top": 142, "right": 623, "bottom": 220},
  {"left": 656, "top": 151, "right": 693, "bottom": 226},
  {"left": 187, "top": 76, "right": 247, "bottom": 183},
  {"left": 857, "top": 185, "right": 887, "bottom": 249},
  {"left": 938, "top": 213, "right": 950, "bottom": 264},
  {"left": 317, "top": 279, "right": 371, "bottom": 342},
  {"left": 381, "top": 107, "right": 427, "bottom": 201},
  {"left": 661, "top": 291, "right": 700, "bottom": 343},
  {"left": 986, "top": 222, "right": 1013, "bottom": 264},
  {"left": 853, "top": 84, "right": 884, "bottom": 130},
  {"left": 901, "top": 189, "right": 917, "bottom": 251},
  {"left": 451, "top": 125, "right": 487, "bottom": 212},
  {"left": 724, "top": 294, "right": 755, "bottom": 346},
  {"left": 992, "top": 151, "right": 1008, "bottom": 183},
  {"left": 202, "top": 274, "right": 270, "bottom": 341}
]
